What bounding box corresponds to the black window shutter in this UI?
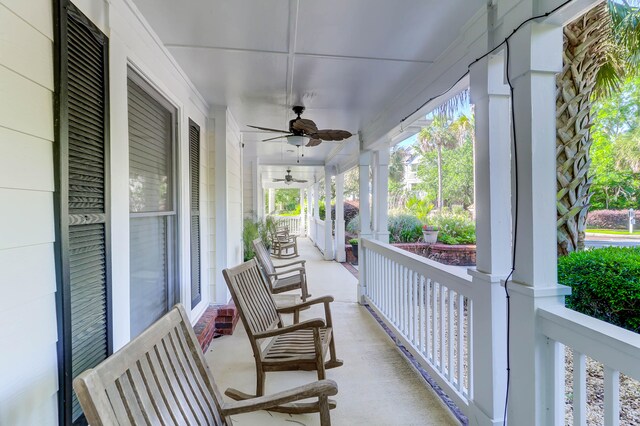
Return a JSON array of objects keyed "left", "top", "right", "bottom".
[
  {"left": 189, "top": 120, "right": 202, "bottom": 308},
  {"left": 54, "top": 1, "right": 111, "bottom": 424}
]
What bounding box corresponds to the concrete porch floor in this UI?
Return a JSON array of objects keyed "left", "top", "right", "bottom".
[{"left": 205, "top": 238, "right": 460, "bottom": 425}]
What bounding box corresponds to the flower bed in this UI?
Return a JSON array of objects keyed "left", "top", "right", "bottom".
[{"left": 392, "top": 242, "right": 476, "bottom": 266}]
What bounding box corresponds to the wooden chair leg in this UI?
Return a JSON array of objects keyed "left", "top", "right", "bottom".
[
  {"left": 325, "top": 338, "right": 344, "bottom": 369},
  {"left": 314, "top": 329, "right": 326, "bottom": 380},
  {"left": 319, "top": 396, "right": 331, "bottom": 426},
  {"left": 256, "top": 368, "right": 265, "bottom": 396}
]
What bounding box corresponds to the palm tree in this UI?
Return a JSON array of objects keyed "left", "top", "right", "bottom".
[
  {"left": 556, "top": 0, "right": 640, "bottom": 255},
  {"left": 418, "top": 116, "right": 459, "bottom": 209}
]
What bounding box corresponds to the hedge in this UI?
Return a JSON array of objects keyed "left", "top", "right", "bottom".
[
  {"left": 586, "top": 209, "right": 640, "bottom": 230},
  {"left": 558, "top": 246, "right": 640, "bottom": 333}
]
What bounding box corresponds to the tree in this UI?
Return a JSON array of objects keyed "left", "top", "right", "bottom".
[
  {"left": 343, "top": 167, "right": 359, "bottom": 200},
  {"left": 418, "top": 116, "right": 459, "bottom": 209},
  {"left": 556, "top": 1, "right": 640, "bottom": 255},
  {"left": 589, "top": 74, "right": 640, "bottom": 209}
]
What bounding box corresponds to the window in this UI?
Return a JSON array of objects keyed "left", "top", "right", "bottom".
[{"left": 127, "top": 70, "right": 178, "bottom": 338}]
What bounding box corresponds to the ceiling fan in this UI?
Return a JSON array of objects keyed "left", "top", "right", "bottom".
[
  {"left": 248, "top": 106, "right": 352, "bottom": 147},
  {"left": 273, "top": 169, "right": 308, "bottom": 185}
]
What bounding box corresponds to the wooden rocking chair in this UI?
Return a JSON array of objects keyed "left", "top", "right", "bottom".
[
  {"left": 253, "top": 238, "right": 310, "bottom": 302},
  {"left": 222, "top": 259, "right": 343, "bottom": 411},
  {"left": 270, "top": 226, "right": 298, "bottom": 258},
  {"left": 73, "top": 304, "right": 338, "bottom": 425}
]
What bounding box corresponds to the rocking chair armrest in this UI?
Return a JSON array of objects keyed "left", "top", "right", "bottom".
[
  {"left": 274, "top": 259, "right": 306, "bottom": 268},
  {"left": 267, "top": 267, "right": 305, "bottom": 277},
  {"left": 277, "top": 296, "right": 334, "bottom": 313},
  {"left": 221, "top": 379, "right": 338, "bottom": 416},
  {"left": 254, "top": 318, "right": 326, "bottom": 339}
]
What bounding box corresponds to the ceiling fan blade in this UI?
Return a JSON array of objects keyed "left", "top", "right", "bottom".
[
  {"left": 313, "top": 129, "right": 353, "bottom": 141},
  {"left": 306, "top": 138, "right": 322, "bottom": 147},
  {"left": 248, "top": 125, "right": 291, "bottom": 133},
  {"left": 262, "top": 134, "right": 293, "bottom": 142},
  {"left": 293, "top": 178, "right": 308, "bottom": 183},
  {"left": 273, "top": 178, "right": 286, "bottom": 182},
  {"left": 292, "top": 118, "right": 318, "bottom": 134}
]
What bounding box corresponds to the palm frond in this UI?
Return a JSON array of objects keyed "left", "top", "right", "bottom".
[
  {"left": 593, "top": 56, "right": 623, "bottom": 99},
  {"left": 433, "top": 88, "right": 469, "bottom": 118}
]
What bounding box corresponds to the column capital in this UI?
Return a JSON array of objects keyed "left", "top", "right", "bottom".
[
  {"left": 469, "top": 52, "right": 510, "bottom": 103},
  {"left": 508, "top": 22, "right": 563, "bottom": 81},
  {"left": 359, "top": 150, "right": 372, "bottom": 165},
  {"left": 375, "top": 146, "right": 390, "bottom": 166}
]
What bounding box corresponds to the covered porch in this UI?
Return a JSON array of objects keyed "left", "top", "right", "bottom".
[
  {"left": 2, "top": 0, "right": 640, "bottom": 424},
  {"left": 208, "top": 237, "right": 460, "bottom": 425}
]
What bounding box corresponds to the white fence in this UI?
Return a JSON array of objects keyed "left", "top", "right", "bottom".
[
  {"left": 539, "top": 305, "right": 640, "bottom": 425},
  {"left": 360, "top": 238, "right": 474, "bottom": 414},
  {"left": 271, "top": 215, "right": 303, "bottom": 236},
  {"left": 360, "top": 236, "right": 640, "bottom": 425}
]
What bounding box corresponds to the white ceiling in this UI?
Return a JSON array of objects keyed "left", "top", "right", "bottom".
[{"left": 132, "top": 0, "right": 484, "bottom": 176}]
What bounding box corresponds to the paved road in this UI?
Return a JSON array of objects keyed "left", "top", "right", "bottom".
[{"left": 585, "top": 234, "right": 640, "bottom": 249}]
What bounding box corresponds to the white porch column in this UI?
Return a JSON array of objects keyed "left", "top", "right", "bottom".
[
  {"left": 307, "top": 185, "right": 314, "bottom": 240},
  {"left": 334, "top": 173, "right": 346, "bottom": 262},
  {"left": 374, "top": 146, "right": 390, "bottom": 243},
  {"left": 358, "top": 150, "right": 372, "bottom": 303},
  {"left": 507, "top": 23, "right": 569, "bottom": 425},
  {"left": 468, "top": 52, "right": 510, "bottom": 426},
  {"left": 313, "top": 182, "right": 320, "bottom": 244},
  {"left": 268, "top": 188, "right": 275, "bottom": 215},
  {"left": 299, "top": 188, "right": 306, "bottom": 236},
  {"left": 324, "top": 166, "right": 334, "bottom": 260},
  {"left": 313, "top": 182, "right": 320, "bottom": 220}
]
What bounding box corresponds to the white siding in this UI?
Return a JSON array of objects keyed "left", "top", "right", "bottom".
[
  {"left": 0, "top": 0, "right": 212, "bottom": 422},
  {"left": 0, "top": 1, "right": 57, "bottom": 424}
]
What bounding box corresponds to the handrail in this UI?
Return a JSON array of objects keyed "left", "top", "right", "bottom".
[
  {"left": 360, "top": 237, "right": 473, "bottom": 414},
  {"left": 539, "top": 305, "right": 640, "bottom": 378},
  {"left": 361, "top": 238, "right": 473, "bottom": 292}
]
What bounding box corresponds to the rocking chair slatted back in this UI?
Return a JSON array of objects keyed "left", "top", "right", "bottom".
[
  {"left": 253, "top": 238, "right": 276, "bottom": 276},
  {"left": 73, "top": 304, "right": 226, "bottom": 426},
  {"left": 223, "top": 259, "right": 281, "bottom": 336}
]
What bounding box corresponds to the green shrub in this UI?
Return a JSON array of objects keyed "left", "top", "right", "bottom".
[
  {"left": 405, "top": 196, "right": 434, "bottom": 223},
  {"left": 348, "top": 238, "right": 359, "bottom": 245},
  {"left": 431, "top": 210, "right": 476, "bottom": 244},
  {"left": 346, "top": 214, "right": 360, "bottom": 234},
  {"left": 558, "top": 247, "right": 640, "bottom": 333},
  {"left": 242, "top": 219, "right": 260, "bottom": 261},
  {"left": 388, "top": 214, "right": 422, "bottom": 243}
]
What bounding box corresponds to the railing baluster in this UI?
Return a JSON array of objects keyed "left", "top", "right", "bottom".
[
  {"left": 440, "top": 283, "right": 446, "bottom": 374},
  {"left": 419, "top": 275, "right": 425, "bottom": 354},
  {"left": 426, "top": 278, "right": 431, "bottom": 361},
  {"left": 457, "top": 293, "right": 464, "bottom": 392},
  {"left": 411, "top": 272, "right": 420, "bottom": 346},
  {"left": 467, "top": 299, "right": 472, "bottom": 397},
  {"left": 432, "top": 281, "right": 437, "bottom": 367},
  {"left": 604, "top": 366, "right": 620, "bottom": 426},
  {"left": 448, "top": 288, "right": 454, "bottom": 381},
  {"left": 573, "top": 351, "right": 586, "bottom": 426}
]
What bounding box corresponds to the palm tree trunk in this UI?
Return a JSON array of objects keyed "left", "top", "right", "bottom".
[
  {"left": 437, "top": 146, "right": 443, "bottom": 209},
  {"left": 556, "top": 3, "right": 610, "bottom": 255}
]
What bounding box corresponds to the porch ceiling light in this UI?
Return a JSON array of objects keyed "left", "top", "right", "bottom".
[{"left": 287, "top": 135, "right": 305, "bottom": 147}]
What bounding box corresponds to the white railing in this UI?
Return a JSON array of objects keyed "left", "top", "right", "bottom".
[
  {"left": 360, "top": 238, "right": 474, "bottom": 414},
  {"left": 539, "top": 306, "right": 640, "bottom": 425},
  {"left": 316, "top": 219, "right": 325, "bottom": 253},
  {"left": 270, "top": 215, "right": 303, "bottom": 236}
]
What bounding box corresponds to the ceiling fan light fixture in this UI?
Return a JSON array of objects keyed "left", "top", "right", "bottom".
[{"left": 287, "top": 135, "right": 305, "bottom": 147}]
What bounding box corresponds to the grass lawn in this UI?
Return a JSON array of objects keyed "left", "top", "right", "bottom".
[{"left": 587, "top": 228, "right": 640, "bottom": 235}]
